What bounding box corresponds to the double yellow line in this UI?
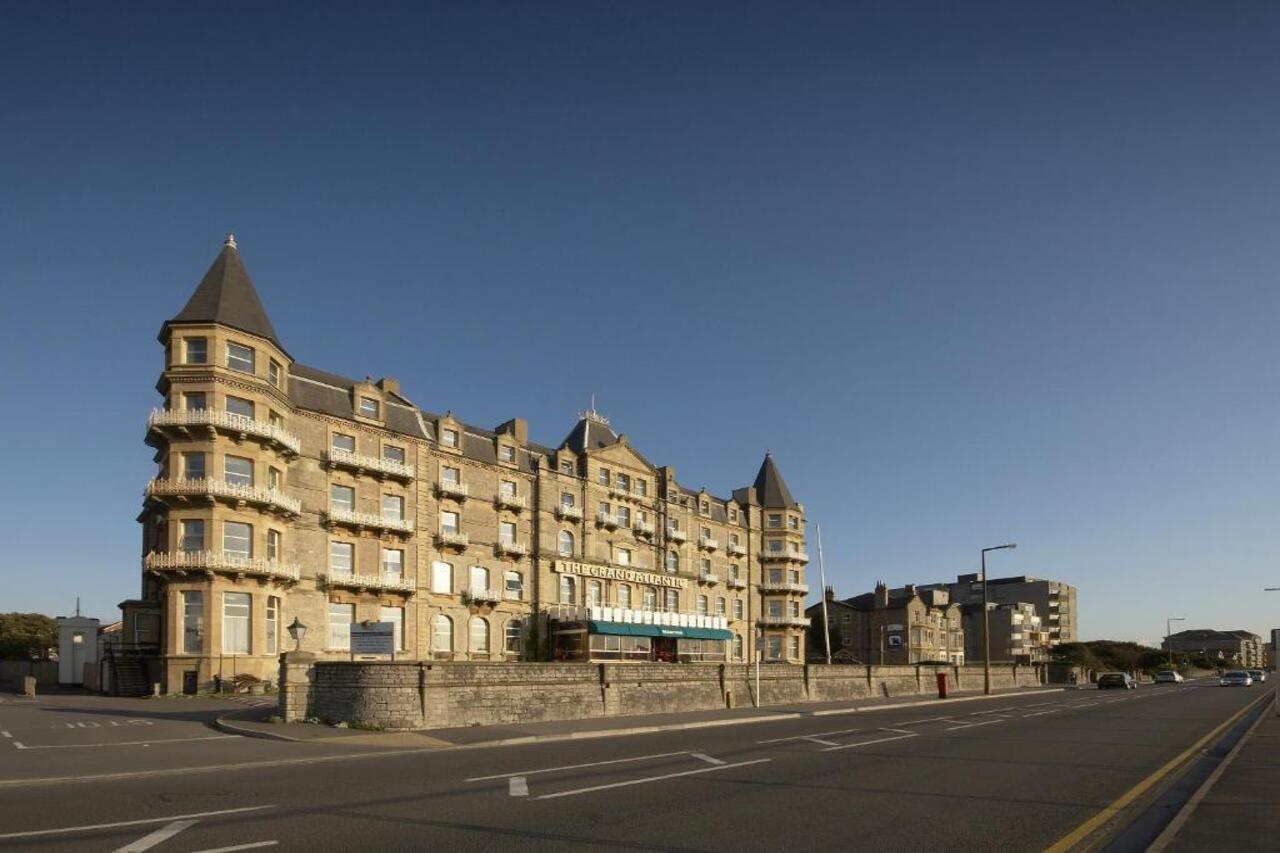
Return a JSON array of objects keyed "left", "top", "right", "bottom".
[{"left": 1044, "top": 688, "right": 1273, "bottom": 852}]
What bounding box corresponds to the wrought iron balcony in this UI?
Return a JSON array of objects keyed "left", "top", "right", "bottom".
[
  {"left": 757, "top": 615, "right": 812, "bottom": 628},
  {"left": 436, "top": 481, "right": 469, "bottom": 500},
  {"left": 758, "top": 580, "right": 810, "bottom": 595},
  {"left": 556, "top": 504, "right": 583, "bottom": 521},
  {"left": 319, "top": 571, "right": 416, "bottom": 595},
  {"left": 144, "top": 550, "right": 300, "bottom": 583},
  {"left": 495, "top": 493, "right": 526, "bottom": 512},
  {"left": 435, "top": 531, "right": 469, "bottom": 550},
  {"left": 326, "top": 506, "right": 414, "bottom": 535},
  {"left": 147, "top": 408, "right": 300, "bottom": 456},
  {"left": 145, "top": 478, "right": 301, "bottom": 516},
  {"left": 325, "top": 448, "right": 415, "bottom": 481}
]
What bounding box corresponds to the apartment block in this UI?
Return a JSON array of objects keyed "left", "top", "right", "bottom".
[{"left": 924, "top": 574, "right": 1077, "bottom": 647}]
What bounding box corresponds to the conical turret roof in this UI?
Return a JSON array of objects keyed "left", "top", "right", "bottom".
[
  {"left": 752, "top": 452, "right": 798, "bottom": 508},
  {"left": 163, "top": 235, "right": 285, "bottom": 354}
]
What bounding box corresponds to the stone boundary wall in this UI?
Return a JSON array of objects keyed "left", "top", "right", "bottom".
[{"left": 279, "top": 655, "right": 1043, "bottom": 730}]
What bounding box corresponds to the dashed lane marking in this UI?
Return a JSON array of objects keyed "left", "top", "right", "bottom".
[
  {"left": 691, "top": 753, "right": 726, "bottom": 765},
  {"left": 464, "top": 750, "right": 691, "bottom": 782},
  {"left": 534, "top": 758, "right": 771, "bottom": 800},
  {"left": 1022, "top": 709, "right": 1059, "bottom": 718}
]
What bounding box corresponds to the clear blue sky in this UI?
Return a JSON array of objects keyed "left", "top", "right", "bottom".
[{"left": 3, "top": 3, "right": 1278, "bottom": 644}]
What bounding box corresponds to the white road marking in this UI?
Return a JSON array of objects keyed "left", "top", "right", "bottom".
[
  {"left": 508, "top": 776, "right": 528, "bottom": 797},
  {"left": 535, "top": 758, "right": 771, "bottom": 800},
  {"left": 821, "top": 733, "right": 917, "bottom": 752},
  {"left": 1, "top": 731, "right": 10, "bottom": 738},
  {"left": 880, "top": 728, "right": 914, "bottom": 734},
  {"left": 802, "top": 736, "right": 840, "bottom": 746},
  {"left": 946, "top": 719, "right": 1003, "bottom": 731},
  {"left": 113, "top": 818, "right": 198, "bottom": 852},
  {"left": 897, "top": 716, "right": 955, "bottom": 725},
  {"left": 757, "top": 727, "right": 862, "bottom": 744},
  {"left": 0, "top": 806, "right": 275, "bottom": 840},
  {"left": 190, "top": 843, "right": 278, "bottom": 853},
  {"left": 691, "top": 752, "right": 726, "bottom": 765},
  {"left": 14, "top": 735, "right": 237, "bottom": 750},
  {"left": 464, "top": 750, "right": 691, "bottom": 781},
  {"left": 1022, "top": 710, "right": 1059, "bottom": 718}
]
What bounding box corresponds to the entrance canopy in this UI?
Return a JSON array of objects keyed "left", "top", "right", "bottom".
[{"left": 587, "top": 620, "right": 733, "bottom": 641}]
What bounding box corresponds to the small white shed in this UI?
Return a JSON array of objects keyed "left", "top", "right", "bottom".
[{"left": 57, "top": 616, "right": 100, "bottom": 685}]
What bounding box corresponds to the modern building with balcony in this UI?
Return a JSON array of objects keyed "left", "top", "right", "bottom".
[
  {"left": 123, "top": 237, "right": 812, "bottom": 692},
  {"left": 919, "top": 573, "right": 1079, "bottom": 647}
]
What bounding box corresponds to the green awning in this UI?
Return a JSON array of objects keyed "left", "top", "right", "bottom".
[{"left": 587, "top": 621, "right": 733, "bottom": 641}]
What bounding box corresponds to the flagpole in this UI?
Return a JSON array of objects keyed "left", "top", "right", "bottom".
[{"left": 817, "top": 522, "right": 832, "bottom": 665}]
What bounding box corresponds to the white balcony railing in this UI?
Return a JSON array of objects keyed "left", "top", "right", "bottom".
[
  {"left": 549, "top": 604, "right": 729, "bottom": 632},
  {"left": 757, "top": 615, "right": 812, "bottom": 628},
  {"left": 698, "top": 571, "right": 720, "bottom": 585},
  {"left": 496, "top": 541, "right": 529, "bottom": 558},
  {"left": 633, "top": 520, "right": 656, "bottom": 536},
  {"left": 495, "top": 493, "right": 527, "bottom": 511},
  {"left": 435, "top": 531, "right": 469, "bottom": 549},
  {"left": 667, "top": 528, "right": 688, "bottom": 543},
  {"left": 326, "top": 448, "right": 415, "bottom": 480},
  {"left": 758, "top": 581, "right": 811, "bottom": 595},
  {"left": 144, "top": 550, "right": 300, "bottom": 583},
  {"left": 327, "top": 507, "right": 414, "bottom": 535},
  {"left": 145, "top": 478, "right": 302, "bottom": 516},
  {"left": 320, "top": 571, "right": 416, "bottom": 595},
  {"left": 759, "top": 550, "right": 809, "bottom": 563},
  {"left": 556, "top": 504, "right": 583, "bottom": 521},
  {"left": 464, "top": 587, "right": 503, "bottom": 604},
  {"left": 436, "top": 481, "right": 469, "bottom": 500},
  {"left": 698, "top": 537, "right": 720, "bottom": 551},
  {"left": 726, "top": 576, "right": 747, "bottom": 589},
  {"left": 596, "top": 511, "right": 619, "bottom": 529},
  {"left": 148, "top": 408, "right": 301, "bottom": 455},
  {"left": 727, "top": 543, "right": 747, "bottom": 557}
]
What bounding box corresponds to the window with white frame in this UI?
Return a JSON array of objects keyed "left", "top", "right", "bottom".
[
  {"left": 616, "top": 547, "right": 632, "bottom": 566},
  {"left": 226, "top": 342, "right": 255, "bottom": 373},
  {"left": 788, "top": 568, "right": 800, "bottom": 584},
  {"left": 181, "top": 519, "right": 204, "bottom": 553},
  {"left": 586, "top": 580, "right": 603, "bottom": 607},
  {"left": 768, "top": 599, "right": 784, "bottom": 617},
  {"left": 700, "top": 558, "right": 711, "bottom": 574},
  {"left": 715, "top": 597, "right": 726, "bottom": 616},
  {"left": 441, "top": 428, "right": 459, "bottom": 448},
  {"left": 665, "top": 551, "right": 678, "bottom": 573},
  {"left": 268, "top": 359, "right": 281, "bottom": 387},
  {"left": 696, "top": 595, "right": 708, "bottom": 615},
  {"left": 381, "top": 494, "right": 404, "bottom": 521},
  {"left": 560, "top": 491, "right": 575, "bottom": 507},
  {"left": 768, "top": 514, "right": 782, "bottom": 529},
  {"left": 789, "top": 516, "right": 800, "bottom": 530},
  {"left": 431, "top": 561, "right": 453, "bottom": 594},
  {"left": 328, "top": 602, "right": 354, "bottom": 649},
  {"left": 499, "top": 445, "right": 516, "bottom": 463},
  {"left": 505, "top": 570, "right": 523, "bottom": 600},
  {"left": 558, "top": 530, "right": 574, "bottom": 556},
  {"left": 224, "top": 455, "right": 253, "bottom": 487},
  {"left": 470, "top": 565, "right": 490, "bottom": 595},
  {"left": 559, "top": 460, "right": 574, "bottom": 476},
  {"left": 442, "top": 466, "right": 460, "bottom": 485},
  {"left": 734, "top": 634, "right": 743, "bottom": 659},
  {"left": 642, "top": 587, "right": 657, "bottom": 610},
  {"left": 558, "top": 575, "right": 576, "bottom": 604},
  {"left": 382, "top": 548, "right": 403, "bottom": 581},
  {"left": 789, "top": 636, "right": 800, "bottom": 658},
  {"left": 500, "top": 479, "right": 517, "bottom": 497},
  {"left": 380, "top": 606, "right": 404, "bottom": 650},
  {"left": 182, "top": 591, "right": 203, "bottom": 654},
  {"left": 440, "top": 511, "right": 459, "bottom": 535},
  {"left": 767, "top": 635, "right": 783, "bottom": 659},
  {"left": 617, "top": 584, "right": 632, "bottom": 608},
  {"left": 225, "top": 395, "right": 254, "bottom": 419},
  {"left": 359, "top": 397, "right": 380, "bottom": 419},
  {"left": 617, "top": 506, "right": 630, "bottom": 527},
  {"left": 433, "top": 614, "right": 453, "bottom": 652},
  {"left": 332, "top": 433, "right": 355, "bottom": 453},
  {"left": 223, "top": 521, "right": 251, "bottom": 559},
  {"left": 266, "top": 596, "right": 280, "bottom": 654},
  {"left": 617, "top": 473, "right": 630, "bottom": 492},
  {"left": 768, "top": 540, "right": 784, "bottom": 553},
  {"left": 729, "top": 563, "right": 740, "bottom": 580},
  {"left": 384, "top": 445, "right": 406, "bottom": 464},
  {"left": 184, "top": 337, "right": 207, "bottom": 365},
  {"left": 504, "top": 621, "right": 522, "bottom": 654},
  {"left": 469, "top": 617, "right": 489, "bottom": 654},
  {"left": 636, "top": 479, "right": 647, "bottom": 496},
  {"left": 330, "top": 541, "right": 353, "bottom": 575},
  {"left": 182, "top": 452, "right": 205, "bottom": 480},
  {"left": 499, "top": 521, "right": 516, "bottom": 545},
  {"left": 663, "top": 589, "right": 679, "bottom": 611},
  {"left": 268, "top": 467, "right": 282, "bottom": 490},
  {"left": 330, "top": 484, "right": 354, "bottom": 512},
  {"left": 222, "top": 592, "right": 251, "bottom": 654},
  {"left": 598, "top": 467, "right": 610, "bottom": 486},
  {"left": 789, "top": 600, "right": 800, "bottom": 617},
  {"left": 266, "top": 529, "right": 281, "bottom": 561},
  {"left": 734, "top": 599, "right": 743, "bottom": 619}
]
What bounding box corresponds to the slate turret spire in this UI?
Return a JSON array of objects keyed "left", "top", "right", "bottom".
[
  {"left": 161, "top": 234, "right": 286, "bottom": 354},
  {"left": 752, "top": 451, "right": 798, "bottom": 508}
]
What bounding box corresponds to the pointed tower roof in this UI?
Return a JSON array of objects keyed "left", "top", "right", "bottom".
[
  {"left": 559, "top": 399, "right": 619, "bottom": 454},
  {"left": 752, "top": 452, "right": 798, "bottom": 508},
  {"left": 162, "top": 235, "right": 286, "bottom": 355}
]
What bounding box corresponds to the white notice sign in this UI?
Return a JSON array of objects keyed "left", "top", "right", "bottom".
[{"left": 350, "top": 621, "right": 395, "bottom": 656}]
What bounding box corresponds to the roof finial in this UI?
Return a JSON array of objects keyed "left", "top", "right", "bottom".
[
  {"left": 579, "top": 393, "right": 610, "bottom": 426},
  {"left": 225, "top": 233, "right": 237, "bottom": 249}
]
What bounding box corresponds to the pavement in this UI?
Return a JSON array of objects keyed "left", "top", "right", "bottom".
[{"left": 0, "top": 678, "right": 1270, "bottom": 851}]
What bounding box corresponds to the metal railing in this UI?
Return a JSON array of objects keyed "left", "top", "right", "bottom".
[
  {"left": 496, "top": 541, "right": 530, "bottom": 557},
  {"left": 326, "top": 447, "right": 415, "bottom": 480},
  {"left": 698, "top": 537, "right": 720, "bottom": 551},
  {"left": 148, "top": 408, "right": 301, "bottom": 455},
  {"left": 144, "top": 550, "right": 300, "bottom": 582},
  {"left": 757, "top": 581, "right": 810, "bottom": 594},
  {"left": 145, "top": 478, "right": 301, "bottom": 515},
  {"left": 435, "top": 531, "right": 469, "bottom": 549},
  {"left": 757, "top": 615, "right": 812, "bottom": 628},
  {"left": 436, "top": 481, "right": 469, "bottom": 500},
  {"left": 319, "top": 571, "right": 416, "bottom": 594},
  {"left": 495, "top": 493, "right": 527, "bottom": 511},
  {"left": 759, "top": 551, "right": 809, "bottom": 563},
  {"left": 556, "top": 504, "right": 584, "bottom": 521},
  {"left": 327, "top": 507, "right": 414, "bottom": 534}
]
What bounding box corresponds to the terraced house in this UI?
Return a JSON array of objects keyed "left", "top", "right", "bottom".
[{"left": 122, "top": 237, "right": 811, "bottom": 692}]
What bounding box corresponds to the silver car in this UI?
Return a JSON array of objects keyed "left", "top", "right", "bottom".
[{"left": 1220, "top": 670, "right": 1253, "bottom": 687}]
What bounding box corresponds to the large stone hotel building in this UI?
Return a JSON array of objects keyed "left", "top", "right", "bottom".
[{"left": 123, "top": 238, "right": 811, "bottom": 692}]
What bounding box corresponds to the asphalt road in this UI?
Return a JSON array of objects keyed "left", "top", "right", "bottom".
[{"left": 0, "top": 681, "right": 1267, "bottom": 852}]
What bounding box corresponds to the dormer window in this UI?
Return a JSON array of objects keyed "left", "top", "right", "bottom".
[
  {"left": 184, "top": 338, "right": 207, "bottom": 365},
  {"left": 226, "top": 342, "right": 255, "bottom": 374},
  {"left": 499, "top": 445, "right": 516, "bottom": 463},
  {"left": 359, "top": 397, "right": 380, "bottom": 419},
  {"left": 560, "top": 460, "right": 574, "bottom": 476},
  {"left": 442, "top": 428, "right": 459, "bottom": 448},
  {"left": 700, "top": 501, "right": 709, "bottom": 514}
]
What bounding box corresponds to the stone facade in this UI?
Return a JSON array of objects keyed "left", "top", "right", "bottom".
[
  {"left": 125, "top": 238, "right": 811, "bottom": 693},
  {"left": 280, "top": 656, "right": 1043, "bottom": 730},
  {"left": 809, "top": 583, "right": 965, "bottom": 665}
]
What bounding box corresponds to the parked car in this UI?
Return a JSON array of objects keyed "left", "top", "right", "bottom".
[
  {"left": 1220, "top": 670, "right": 1253, "bottom": 687},
  {"left": 1248, "top": 669, "right": 1268, "bottom": 683},
  {"left": 1153, "top": 670, "right": 1184, "bottom": 684},
  {"left": 1097, "top": 672, "right": 1137, "bottom": 690}
]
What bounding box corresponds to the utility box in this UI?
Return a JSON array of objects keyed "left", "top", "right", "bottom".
[{"left": 56, "top": 616, "right": 100, "bottom": 686}]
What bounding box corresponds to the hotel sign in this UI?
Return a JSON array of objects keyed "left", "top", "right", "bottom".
[{"left": 552, "top": 560, "right": 687, "bottom": 589}]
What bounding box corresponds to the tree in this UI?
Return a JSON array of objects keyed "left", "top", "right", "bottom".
[{"left": 0, "top": 612, "right": 58, "bottom": 660}]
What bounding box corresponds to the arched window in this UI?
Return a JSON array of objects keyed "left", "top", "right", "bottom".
[
  {"left": 433, "top": 614, "right": 453, "bottom": 653},
  {"left": 469, "top": 565, "right": 489, "bottom": 595},
  {"left": 504, "top": 620, "right": 523, "bottom": 655},
  {"left": 469, "top": 616, "right": 490, "bottom": 654},
  {"left": 734, "top": 634, "right": 743, "bottom": 660},
  {"left": 559, "top": 530, "right": 574, "bottom": 556},
  {"left": 665, "top": 551, "right": 678, "bottom": 573}
]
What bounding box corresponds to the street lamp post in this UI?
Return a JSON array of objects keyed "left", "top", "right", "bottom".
[
  {"left": 981, "top": 543, "right": 1018, "bottom": 696},
  {"left": 1165, "top": 616, "right": 1185, "bottom": 667}
]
